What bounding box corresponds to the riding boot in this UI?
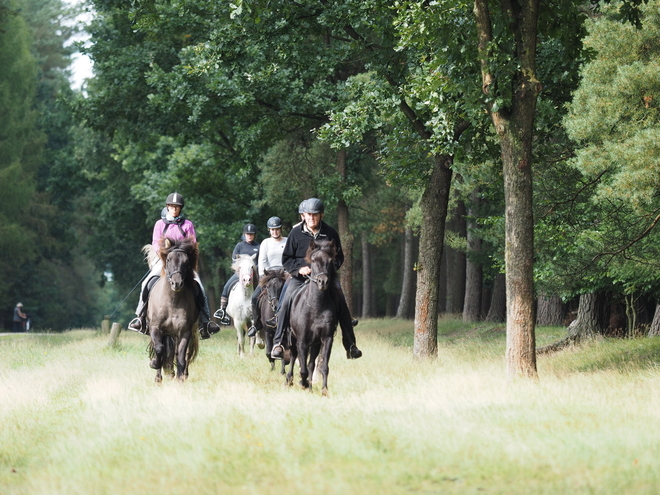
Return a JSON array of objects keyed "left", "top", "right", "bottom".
[
  {"left": 128, "top": 315, "right": 147, "bottom": 334},
  {"left": 247, "top": 320, "right": 258, "bottom": 338},
  {"left": 213, "top": 297, "right": 232, "bottom": 325}
]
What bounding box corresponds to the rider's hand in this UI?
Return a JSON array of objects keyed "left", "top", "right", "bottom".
[{"left": 299, "top": 266, "right": 311, "bottom": 276}]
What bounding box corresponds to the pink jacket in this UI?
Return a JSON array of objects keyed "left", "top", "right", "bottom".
[{"left": 152, "top": 219, "right": 197, "bottom": 253}]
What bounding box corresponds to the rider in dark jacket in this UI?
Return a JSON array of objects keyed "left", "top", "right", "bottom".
[
  {"left": 270, "top": 198, "right": 362, "bottom": 360},
  {"left": 215, "top": 223, "right": 260, "bottom": 325}
]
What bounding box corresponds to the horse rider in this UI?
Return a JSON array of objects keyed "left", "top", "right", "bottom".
[
  {"left": 215, "top": 223, "right": 260, "bottom": 325},
  {"left": 128, "top": 192, "right": 220, "bottom": 339},
  {"left": 247, "top": 216, "right": 288, "bottom": 337},
  {"left": 270, "top": 197, "right": 362, "bottom": 360},
  {"left": 13, "top": 302, "right": 27, "bottom": 333}
]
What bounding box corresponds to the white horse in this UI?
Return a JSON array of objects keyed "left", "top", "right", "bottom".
[{"left": 226, "top": 254, "right": 263, "bottom": 356}]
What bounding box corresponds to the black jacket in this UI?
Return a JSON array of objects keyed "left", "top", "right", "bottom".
[{"left": 282, "top": 221, "right": 344, "bottom": 279}]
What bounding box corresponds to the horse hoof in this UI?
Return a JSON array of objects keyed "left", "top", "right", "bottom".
[
  {"left": 155, "top": 375, "right": 162, "bottom": 384},
  {"left": 322, "top": 388, "right": 329, "bottom": 397}
]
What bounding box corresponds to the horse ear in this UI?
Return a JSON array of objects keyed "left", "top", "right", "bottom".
[
  {"left": 251, "top": 253, "right": 257, "bottom": 260},
  {"left": 309, "top": 239, "right": 316, "bottom": 250},
  {"left": 165, "top": 238, "right": 172, "bottom": 249}
]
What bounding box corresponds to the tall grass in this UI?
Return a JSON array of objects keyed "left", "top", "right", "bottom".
[{"left": 1, "top": 318, "right": 660, "bottom": 494}]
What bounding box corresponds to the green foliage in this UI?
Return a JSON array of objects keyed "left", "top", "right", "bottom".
[{"left": 561, "top": 0, "right": 660, "bottom": 299}]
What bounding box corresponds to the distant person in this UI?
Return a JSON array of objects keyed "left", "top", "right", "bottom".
[
  {"left": 127, "top": 192, "right": 220, "bottom": 339},
  {"left": 13, "top": 303, "right": 27, "bottom": 332},
  {"left": 215, "top": 224, "right": 260, "bottom": 325}
]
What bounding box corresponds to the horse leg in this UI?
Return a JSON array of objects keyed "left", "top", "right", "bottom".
[
  {"left": 320, "top": 337, "right": 333, "bottom": 397},
  {"left": 176, "top": 333, "right": 190, "bottom": 382},
  {"left": 298, "top": 341, "right": 311, "bottom": 390},
  {"left": 307, "top": 342, "right": 322, "bottom": 393},
  {"left": 236, "top": 324, "right": 244, "bottom": 357},
  {"left": 150, "top": 328, "right": 164, "bottom": 383},
  {"left": 255, "top": 329, "right": 265, "bottom": 349},
  {"left": 286, "top": 338, "right": 297, "bottom": 387},
  {"left": 264, "top": 328, "right": 278, "bottom": 372}
]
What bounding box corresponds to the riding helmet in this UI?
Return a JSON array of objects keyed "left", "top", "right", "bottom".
[
  {"left": 303, "top": 197, "right": 325, "bottom": 214},
  {"left": 298, "top": 200, "right": 306, "bottom": 214},
  {"left": 166, "top": 192, "right": 185, "bottom": 208},
  {"left": 243, "top": 223, "right": 257, "bottom": 234},
  {"left": 267, "top": 216, "right": 282, "bottom": 229}
]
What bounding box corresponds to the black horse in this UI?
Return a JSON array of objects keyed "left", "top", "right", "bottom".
[
  {"left": 147, "top": 237, "right": 200, "bottom": 383},
  {"left": 258, "top": 268, "right": 287, "bottom": 373},
  {"left": 286, "top": 239, "right": 338, "bottom": 396}
]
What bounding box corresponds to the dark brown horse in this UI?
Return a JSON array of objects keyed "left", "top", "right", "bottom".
[
  {"left": 258, "top": 268, "right": 287, "bottom": 373},
  {"left": 147, "top": 237, "right": 200, "bottom": 383},
  {"left": 286, "top": 239, "right": 338, "bottom": 396}
]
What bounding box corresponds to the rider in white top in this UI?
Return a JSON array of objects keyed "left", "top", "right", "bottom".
[
  {"left": 258, "top": 218, "right": 287, "bottom": 276},
  {"left": 248, "top": 217, "right": 287, "bottom": 336}
]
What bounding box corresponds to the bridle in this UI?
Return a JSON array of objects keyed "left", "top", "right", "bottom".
[{"left": 166, "top": 248, "right": 189, "bottom": 282}]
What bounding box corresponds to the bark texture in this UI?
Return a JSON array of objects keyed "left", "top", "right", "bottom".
[
  {"left": 463, "top": 192, "right": 483, "bottom": 322},
  {"left": 485, "top": 273, "right": 506, "bottom": 323},
  {"left": 414, "top": 155, "right": 452, "bottom": 358},
  {"left": 536, "top": 294, "right": 566, "bottom": 326},
  {"left": 537, "top": 292, "right": 604, "bottom": 354},
  {"left": 648, "top": 303, "right": 660, "bottom": 337},
  {"left": 445, "top": 203, "right": 466, "bottom": 314},
  {"left": 474, "top": 0, "right": 541, "bottom": 379},
  {"left": 396, "top": 226, "right": 415, "bottom": 319}
]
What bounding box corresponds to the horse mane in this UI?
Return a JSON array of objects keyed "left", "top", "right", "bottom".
[
  {"left": 259, "top": 268, "right": 286, "bottom": 287},
  {"left": 231, "top": 254, "right": 256, "bottom": 273},
  {"left": 159, "top": 237, "right": 199, "bottom": 272},
  {"left": 305, "top": 239, "right": 336, "bottom": 263}
]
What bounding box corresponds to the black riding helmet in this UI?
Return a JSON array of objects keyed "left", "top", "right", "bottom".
[
  {"left": 243, "top": 223, "right": 257, "bottom": 234},
  {"left": 267, "top": 217, "right": 282, "bottom": 229},
  {"left": 166, "top": 192, "right": 185, "bottom": 208},
  {"left": 303, "top": 197, "right": 324, "bottom": 214}
]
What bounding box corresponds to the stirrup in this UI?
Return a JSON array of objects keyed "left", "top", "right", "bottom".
[
  {"left": 128, "top": 317, "right": 147, "bottom": 335},
  {"left": 271, "top": 344, "right": 284, "bottom": 360},
  {"left": 247, "top": 325, "right": 258, "bottom": 338}
]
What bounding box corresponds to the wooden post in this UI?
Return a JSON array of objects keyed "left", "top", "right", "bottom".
[
  {"left": 107, "top": 322, "right": 122, "bottom": 347},
  {"left": 101, "top": 318, "right": 111, "bottom": 334}
]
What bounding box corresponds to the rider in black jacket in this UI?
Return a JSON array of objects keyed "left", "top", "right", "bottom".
[{"left": 270, "top": 198, "right": 362, "bottom": 360}]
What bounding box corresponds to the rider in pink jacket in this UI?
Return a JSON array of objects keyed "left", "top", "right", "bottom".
[{"left": 128, "top": 192, "right": 220, "bottom": 339}]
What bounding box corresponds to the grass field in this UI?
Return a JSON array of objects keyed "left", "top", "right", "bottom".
[{"left": 2, "top": 317, "right": 660, "bottom": 494}]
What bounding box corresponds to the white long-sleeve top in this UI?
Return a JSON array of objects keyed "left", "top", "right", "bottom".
[{"left": 258, "top": 236, "right": 287, "bottom": 276}]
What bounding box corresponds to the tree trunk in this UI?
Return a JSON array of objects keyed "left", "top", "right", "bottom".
[
  {"left": 536, "top": 294, "right": 566, "bottom": 326},
  {"left": 537, "top": 292, "right": 604, "bottom": 354},
  {"left": 361, "top": 232, "right": 373, "bottom": 318},
  {"left": 474, "top": 0, "right": 541, "bottom": 379},
  {"left": 336, "top": 148, "right": 354, "bottom": 314},
  {"left": 414, "top": 154, "right": 453, "bottom": 358},
  {"left": 396, "top": 226, "right": 415, "bottom": 319},
  {"left": 463, "top": 191, "right": 483, "bottom": 322},
  {"left": 485, "top": 273, "right": 506, "bottom": 323},
  {"left": 648, "top": 303, "right": 660, "bottom": 337},
  {"left": 445, "top": 202, "right": 466, "bottom": 314}
]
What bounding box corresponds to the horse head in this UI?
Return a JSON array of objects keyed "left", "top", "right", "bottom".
[
  {"left": 306, "top": 239, "right": 336, "bottom": 292},
  {"left": 262, "top": 269, "right": 285, "bottom": 311},
  {"left": 232, "top": 254, "right": 256, "bottom": 288},
  {"left": 160, "top": 237, "right": 198, "bottom": 292}
]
